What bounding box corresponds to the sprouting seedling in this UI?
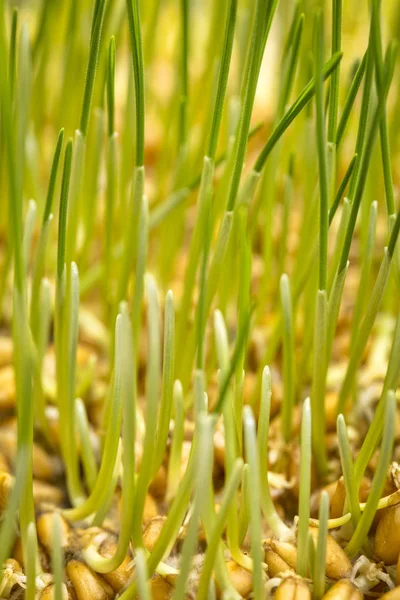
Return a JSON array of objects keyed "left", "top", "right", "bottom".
[
  {"left": 51, "top": 513, "right": 65, "bottom": 600},
  {"left": 84, "top": 304, "right": 135, "bottom": 573},
  {"left": 65, "top": 0, "right": 107, "bottom": 261},
  {"left": 345, "top": 391, "right": 396, "bottom": 558},
  {"left": 312, "top": 491, "right": 329, "bottom": 599},
  {"left": 337, "top": 414, "right": 361, "bottom": 529},
  {"left": 297, "top": 398, "right": 312, "bottom": 577},
  {"left": 280, "top": 274, "right": 295, "bottom": 443},
  {"left": 258, "top": 367, "right": 292, "bottom": 541},
  {"left": 243, "top": 406, "right": 264, "bottom": 600}
]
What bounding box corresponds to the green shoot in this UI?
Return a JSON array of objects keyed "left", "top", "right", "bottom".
[
  {"left": 297, "top": 398, "right": 312, "bottom": 577},
  {"left": 280, "top": 274, "right": 295, "bottom": 443},
  {"left": 345, "top": 392, "right": 396, "bottom": 557},
  {"left": 313, "top": 491, "right": 329, "bottom": 599},
  {"left": 337, "top": 414, "right": 361, "bottom": 528},
  {"left": 51, "top": 513, "right": 65, "bottom": 600},
  {"left": 126, "top": 0, "right": 145, "bottom": 166},
  {"left": 314, "top": 10, "right": 329, "bottom": 292},
  {"left": 243, "top": 406, "right": 264, "bottom": 600}
]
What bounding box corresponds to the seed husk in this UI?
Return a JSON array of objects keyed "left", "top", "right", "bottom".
[
  {"left": 374, "top": 504, "right": 400, "bottom": 564},
  {"left": 143, "top": 516, "right": 167, "bottom": 552},
  {"left": 264, "top": 542, "right": 295, "bottom": 577},
  {"left": 308, "top": 527, "right": 352, "bottom": 579},
  {"left": 39, "top": 583, "right": 70, "bottom": 600},
  {"left": 321, "top": 579, "right": 363, "bottom": 599},
  {"left": 37, "top": 512, "right": 71, "bottom": 551},
  {"left": 225, "top": 560, "right": 254, "bottom": 598},
  {"left": 274, "top": 576, "right": 311, "bottom": 599},
  {"left": 66, "top": 560, "right": 114, "bottom": 600}
]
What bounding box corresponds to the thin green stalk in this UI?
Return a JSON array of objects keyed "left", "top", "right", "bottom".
[
  {"left": 278, "top": 12, "right": 304, "bottom": 116},
  {"left": 337, "top": 56, "right": 394, "bottom": 276},
  {"left": 75, "top": 398, "right": 98, "bottom": 492},
  {"left": 117, "top": 167, "right": 146, "bottom": 308},
  {"left": 167, "top": 381, "right": 185, "bottom": 502},
  {"left": 243, "top": 406, "right": 264, "bottom": 600},
  {"left": 310, "top": 291, "right": 328, "bottom": 475},
  {"left": 52, "top": 513, "right": 65, "bottom": 600},
  {"left": 207, "top": 0, "right": 237, "bottom": 160},
  {"left": 314, "top": 11, "right": 329, "bottom": 291},
  {"left": 152, "top": 291, "right": 175, "bottom": 476},
  {"left": 196, "top": 459, "right": 244, "bottom": 600},
  {"left": 178, "top": 0, "right": 189, "bottom": 147},
  {"left": 371, "top": 2, "right": 397, "bottom": 216},
  {"left": 226, "top": 0, "right": 272, "bottom": 211},
  {"left": 63, "top": 314, "right": 124, "bottom": 520},
  {"left": 79, "top": 0, "right": 107, "bottom": 136},
  {"left": 297, "top": 398, "right": 312, "bottom": 577},
  {"left": 132, "top": 276, "right": 161, "bottom": 547},
  {"left": 345, "top": 392, "right": 396, "bottom": 557},
  {"left": 353, "top": 316, "right": 400, "bottom": 487},
  {"left": 85, "top": 305, "right": 135, "bottom": 572},
  {"left": 337, "top": 239, "right": 398, "bottom": 414},
  {"left": 25, "top": 522, "right": 38, "bottom": 600},
  {"left": 126, "top": 0, "right": 145, "bottom": 166},
  {"left": 335, "top": 52, "right": 367, "bottom": 146},
  {"left": 328, "top": 153, "right": 357, "bottom": 221},
  {"left": 350, "top": 201, "right": 378, "bottom": 346},
  {"left": 337, "top": 415, "right": 361, "bottom": 528},
  {"left": 238, "top": 464, "right": 250, "bottom": 545},
  {"left": 258, "top": 367, "right": 292, "bottom": 540},
  {"left": 278, "top": 157, "right": 294, "bottom": 273},
  {"left": 253, "top": 52, "right": 342, "bottom": 175},
  {"left": 107, "top": 36, "right": 115, "bottom": 137},
  {"left": 135, "top": 549, "right": 151, "bottom": 600},
  {"left": 280, "top": 274, "right": 295, "bottom": 443},
  {"left": 313, "top": 492, "right": 329, "bottom": 599},
  {"left": 173, "top": 415, "right": 216, "bottom": 600},
  {"left": 327, "top": 0, "right": 342, "bottom": 142},
  {"left": 9, "top": 8, "right": 18, "bottom": 99}
]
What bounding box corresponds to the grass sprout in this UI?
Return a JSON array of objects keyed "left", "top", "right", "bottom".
[{"left": 1, "top": 0, "right": 400, "bottom": 597}]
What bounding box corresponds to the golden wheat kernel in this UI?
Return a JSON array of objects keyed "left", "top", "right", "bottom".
[
  {"left": 98, "top": 537, "right": 133, "bottom": 592},
  {"left": 37, "top": 512, "right": 70, "bottom": 551},
  {"left": 143, "top": 515, "right": 167, "bottom": 552},
  {"left": 32, "top": 443, "right": 64, "bottom": 481},
  {"left": 0, "top": 470, "right": 13, "bottom": 513},
  {"left": 0, "top": 336, "right": 12, "bottom": 366},
  {"left": 321, "top": 579, "right": 363, "bottom": 599},
  {"left": 264, "top": 543, "right": 294, "bottom": 577},
  {"left": 33, "top": 479, "right": 65, "bottom": 506},
  {"left": 0, "top": 366, "right": 15, "bottom": 409},
  {"left": 308, "top": 528, "right": 352, "bottom": 579},
  {"left": 150, "top": 575, "right": 176, "bottom": 600},
  {"left": 225, "top": 560, "right": 253, "bottom": 598},
  {"left": 66, "top": 560, "right": 114, "bottom": 600},
  {"left": 269, "top": 539, "right": 297, "bottom": 570},
  {"left": 142, "top": 492, "right": 159, "bottom": 525},
  {"left": 329, "top": 478, "right": 346, "bottom": 519},
  {"left": 39, "top": 583, "right": 70, "bottom": 600},
  {"left": 149, "top": 463, "right": 167, "bottom": 499},
  {"left": 274, "top": 577, "right": 311, "bottom": 600},
  {"left": 0, "top": 452, "right": 9, "bottom": 473},
  {"left": 379, "top": 587, "right": 400, "bottom": 600},
  {"left": 310, "top": 482, "right": 339, "bottom": 518},
  {"left": 375, "top": 504, "right": 400, "bottom": 564},
  {"left": 330, "top": 476, "right": 370, "bottom": 520}
]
